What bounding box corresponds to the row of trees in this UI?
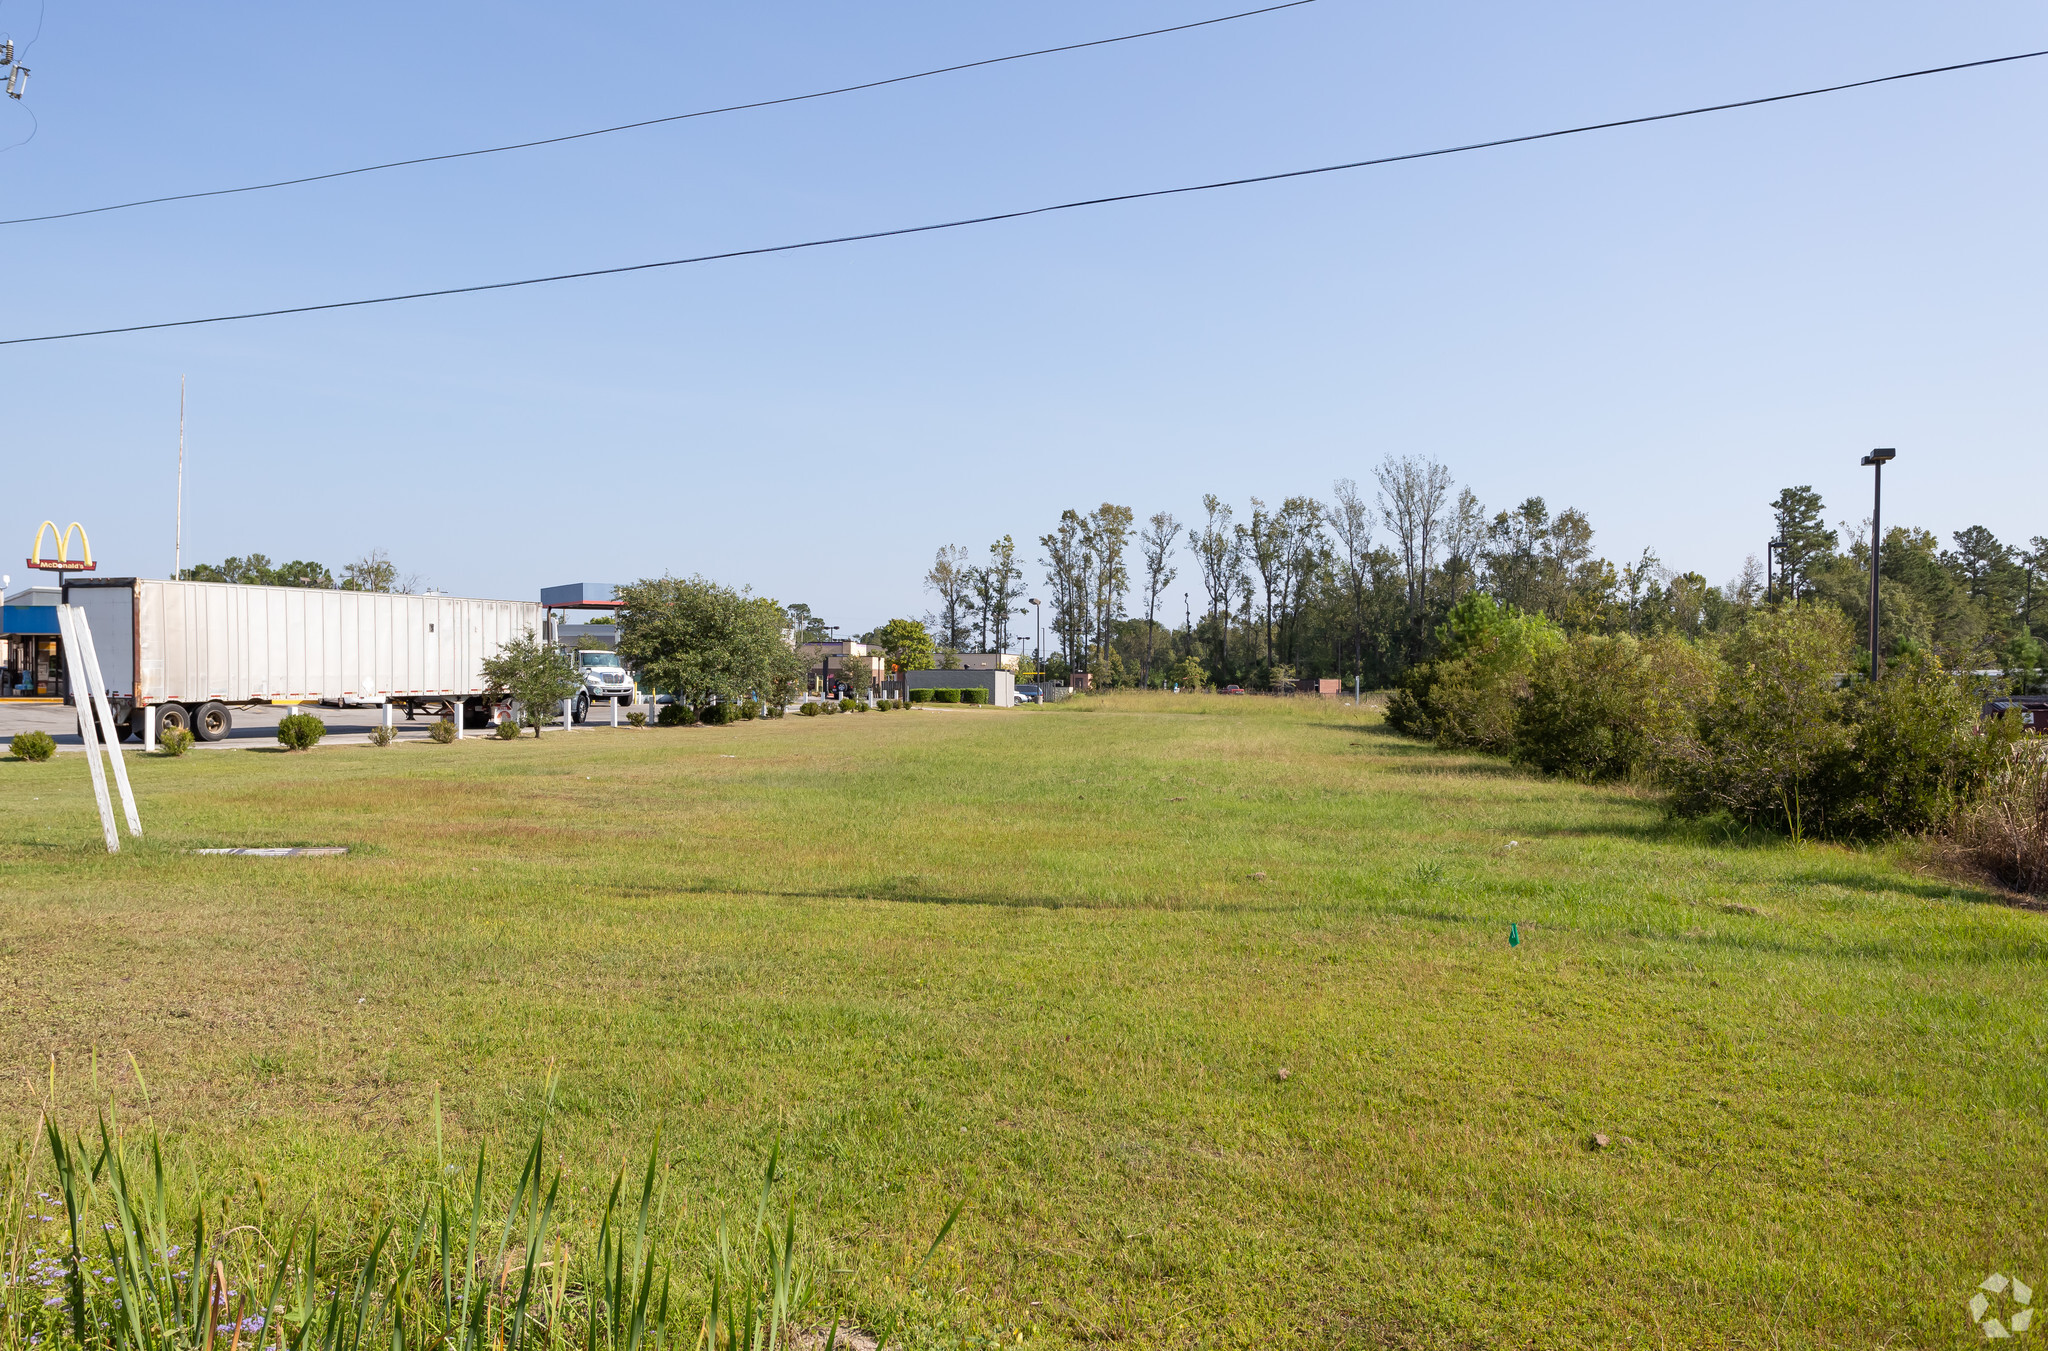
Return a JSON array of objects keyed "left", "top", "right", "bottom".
[
  {"left": 922, "top": 460, "right": 2046, "bottom": 690},
  {"left": 1387, "top": 596, "right": 2029, "bottom": 848},
  {"left": 180, "top": 548, "right": 426, "bottom": 593}
]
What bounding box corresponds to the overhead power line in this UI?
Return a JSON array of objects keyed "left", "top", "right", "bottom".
[
  {"left": 4, "top": 47, "right": 2043, "bottom": 348},
  {"left": 0, "top": 0, "right": 1321, "bottom": 228}
]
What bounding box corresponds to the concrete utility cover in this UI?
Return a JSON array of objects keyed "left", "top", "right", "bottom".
[{"left": 193, "top": 847, "right": 349, "bottom": 856}]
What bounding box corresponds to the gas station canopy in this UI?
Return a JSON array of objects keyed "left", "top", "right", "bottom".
[{"left": 540, "top": 583, "right": 625, "bottom": 610}]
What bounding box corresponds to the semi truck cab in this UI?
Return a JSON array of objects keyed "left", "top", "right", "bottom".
[{"left": 576, "top": 648, "right": 635, "bottom": 715}]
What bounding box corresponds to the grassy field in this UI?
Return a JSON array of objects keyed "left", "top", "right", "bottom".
[{"left": 3, "top": 693, "right": 2045, "bottom": 1348}]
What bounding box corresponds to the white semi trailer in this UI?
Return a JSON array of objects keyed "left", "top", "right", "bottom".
[{"left": 61, "top": 577, "right": 547, "bottom": 741}]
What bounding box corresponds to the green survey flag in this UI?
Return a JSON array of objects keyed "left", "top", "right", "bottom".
[{"left": 1509, "top": 923, "right": 1520, "bottom": 948}]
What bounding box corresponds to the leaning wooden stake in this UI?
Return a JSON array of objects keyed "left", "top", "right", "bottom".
[
  {"left": 54, "top": 606, "right": 120, "bottom": 853},
  {"left": 69, "top": 608, "right": 142, "bottom": 838}
]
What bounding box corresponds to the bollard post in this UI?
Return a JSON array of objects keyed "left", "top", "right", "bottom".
[
  {"left": 452, "top": 698, "right": 464, "bottom": 740},
  {"left": 610, "top": 695, "right": 619, "bottom": 727},
  {"left": 142, "top": 705, "right": 156, "bottom": 754},
  {"left": 561, "top": 697, "right": 574, "bottom": 730},
  {"left": 382, "top": 701, "right": 394, "bottom": 733}
]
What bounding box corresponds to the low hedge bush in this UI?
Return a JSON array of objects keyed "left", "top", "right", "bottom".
[
  {"left": 839, "top": 698, "right": 859, "bottom": 713},
  {"left": 799, "top": 702, "right": 823, "bottom": 717},
  {"left": 960, "top": 688, "right": 989, "bottom": 705},
  {"left": 367, "top": 724, "right": 397, "bottom": 747},
  {"left": 909, "top": 689, "right": 933, "bottom": 703},
  {"left": 276, "top": 712, "right": 327, "bottom": 751},
  {"left": 932, "top": 689, "right": 961, "bottom": 704},
  {"left": 495, "top": 719, "right": 521, "bottom": 740},
  {"left": 626, "top": 709, "right": 648, "bottom": 727},
  {"left": 9, "top": 730, "right": 56, "bottom": 762},
  {"left": 428, "top": 719, "right": 457, "bottom": 744},
  {"left": 657, "top": 703, "right": 696, "bottom": 727},
  {"left": 159, "top": 727, "right": 195, "bottom": 756}
]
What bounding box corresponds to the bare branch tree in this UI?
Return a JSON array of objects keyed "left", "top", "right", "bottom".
[
  {"left": 1193, "top": 495, "right": 1244, "bottom": 675},
  {"left": 1374, "top": 456, "right": 1453, "bottom": 649},
  {"left": 1137, "top": 511, "right": 1181, "bottom": 686},
  {"left": 924, "top": 545, "right": 973, "bottom": 652}
]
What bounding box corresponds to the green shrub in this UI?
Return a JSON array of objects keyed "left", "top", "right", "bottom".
[
  {"left": 1409, "top": 596, "right": 1565, "bottom": 752},
  {"left": 932, "top": 688, "right": 961, "bottom": 704},
  {"left": 960, "top": 687, "right": 989, "bottom": 705},
  {"left": 1513, "top": 634, "right": 1713, "bottom": 782},
  {"left": 700, "top": 701, "right": 737, "bottom": 726},
  {"left": 658, "top": 703, "right": 697, "bottom": 727},
  {"left": 495, "top": 719, "right": 522, "bottom": 740},
  {"left": 910, "top": 688, "right": 934, "bottom": 703},
  {"left": 799, "top": 701, "right": 823, "bottom": 717},
  {"left": 367, "top": 724, "right": 397, "bottom": 747},
  {"left": 839, "top": 697, "right": 858, "bottom": 713},
  {"left": 9, "top": 730, "right": 56, "bottom": 762},
  {"left": 626, "top": 709, "right": 648, "bottom": 727},
  {"left": 276, "top": 711, "right": 326, "bottom": 751},
  {"left": 159, "top": 727, "right": 195, "bottom": 756},
  {"left": 429, "top": 719, "right": 458, "bottom": 743},
  {"left": 822, "top": 699, "right": 840, "bottom": 714},
  {"left": 1820, "top": 653, "right": 2024, "bottom": 839},
  {"left": 740, "top": 700, "right": 760, "bottom": 720},
  {"left": 766, "top": 702, "right": 786, "bottom": 718},
  {"left": 1661, "top": 605, "right": 1854, "bottom": 841}
]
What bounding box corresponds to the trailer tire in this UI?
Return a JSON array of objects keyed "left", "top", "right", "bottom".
[
  {"left": 157, "top": 704, "right": 192, "bottom": 736},
  {"left": 196, "top": 701, "right": 233, "bottom": 742}
]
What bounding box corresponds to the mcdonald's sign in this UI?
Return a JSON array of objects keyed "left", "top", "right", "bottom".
[{"left": 26, "top": 520, "right": 95, "bottom": 572}]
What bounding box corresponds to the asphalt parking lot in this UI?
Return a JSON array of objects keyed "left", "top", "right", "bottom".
[{"left": 0, "top": 698, "right": 656, "bottom": 750}]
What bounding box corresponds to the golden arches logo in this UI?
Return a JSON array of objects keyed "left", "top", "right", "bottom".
[{"left": 27, "top": 520, "right": 95, "bottom": 572}]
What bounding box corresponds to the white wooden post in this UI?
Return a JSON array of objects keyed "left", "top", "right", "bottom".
[
  {"left": 561, "top": 697, "right": 574, "bottom": 729},
  {"left": 142, "top": 705, "right": 156, "bottom": 753},
  {"left": 452, "top": 698, "right": 464, "bottom": 740},
  {"left": 610, "top": 695, "right": 619, "bottom": 727},
  {"left": 382, "top": 701, "right": 394, "bottom": 732},
  {"left": 54, "top": 607, "right": 120, "bottom": 853},
  {"left": 70, "top": 609, "right": 142, "bottom": 838}
]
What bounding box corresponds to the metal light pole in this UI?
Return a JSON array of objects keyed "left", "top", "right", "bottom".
[
  {"left": 1028, "top": 598, "right": 1041, "bottom": 674},
  {"left": 1860, "top": 449, "right": 1896, "bottom": 681}
]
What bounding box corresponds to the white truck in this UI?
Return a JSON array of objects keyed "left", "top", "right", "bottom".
[
  {"left": 572, "top": 647, "right": 637, "bottom": 717},
  {"left": 62, "top": 576, "right": 547, "bottom": 741}
]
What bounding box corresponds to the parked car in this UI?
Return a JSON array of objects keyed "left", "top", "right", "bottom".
[
  {"left": 1223, "top": 685, "right": 1246, "bottom": 695},
  {"left": 1015, "top": 684, "right": 1043, "bottom": 704}
]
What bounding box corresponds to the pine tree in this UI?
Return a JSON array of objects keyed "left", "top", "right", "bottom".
[{"left": 1769, "top": 486, "right": 1837, "bottom": 599}]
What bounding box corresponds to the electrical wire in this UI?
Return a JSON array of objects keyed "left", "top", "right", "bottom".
[
  {"left": 4, "top": 46, "right": 2042, "bottom": 348},
  {"left": 0, "top": 0, "right": 1321, "bottom": 228},
  {"left": 0, "top": 103, "right": 37, "bottom": 154}
]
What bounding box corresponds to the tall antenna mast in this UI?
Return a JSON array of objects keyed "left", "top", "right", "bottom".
[{"left": 175, "top": 376, "right": 185, "bottom": 579}]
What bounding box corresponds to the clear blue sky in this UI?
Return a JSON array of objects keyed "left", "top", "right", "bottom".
[{"left": 3, "top": 1, "right": 2042, "bottom": 629}]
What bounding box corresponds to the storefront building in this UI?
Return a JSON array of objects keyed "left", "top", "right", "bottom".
[{"left": 2, "top": 585, "right": 64, "bottom": 698}]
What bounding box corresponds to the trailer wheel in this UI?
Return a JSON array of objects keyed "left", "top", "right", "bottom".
[
  {"left": 572, "top": 691, "right": 589, "bottom": 724},
  {"left": 157, "top": 704, "right": 192, "bottom": 736},
  {"left": 196, "top": 701, "right": 233, "bottom": 742}
]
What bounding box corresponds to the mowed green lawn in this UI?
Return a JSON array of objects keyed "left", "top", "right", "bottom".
[{"left": 3, "top": 694, "right": 2045, "bottom": 1348}]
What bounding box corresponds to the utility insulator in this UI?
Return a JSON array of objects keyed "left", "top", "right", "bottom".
[{"left": 5, "top": 65, "right": 24, "bottom": 99}]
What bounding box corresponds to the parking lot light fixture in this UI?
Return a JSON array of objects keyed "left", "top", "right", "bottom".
[{"left": 1859, "top": 449, "right": 1897, "bottom": 681}]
